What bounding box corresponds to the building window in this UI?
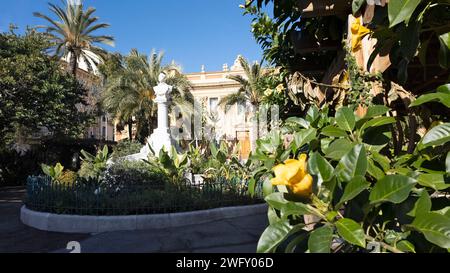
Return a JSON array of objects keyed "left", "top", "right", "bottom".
[
  {"left": 209, "top": 97, "right": 218, "bottom": 113},
  {"left": 102, "top": 126, "right": 106, "bottom": 138},
  {"left": 102, "top": 116, "right": 107, "bottom": 122}
]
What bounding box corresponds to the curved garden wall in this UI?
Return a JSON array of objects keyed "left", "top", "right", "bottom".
[{"left": 21, "top": 203, "right": 268, "bottom": 233}]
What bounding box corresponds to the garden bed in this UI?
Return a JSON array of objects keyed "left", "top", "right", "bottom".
[{"left": 24, "top": 176, "right": 263, "bottom": 216}]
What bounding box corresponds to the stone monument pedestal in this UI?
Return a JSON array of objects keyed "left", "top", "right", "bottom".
[{"left": 122, "top": 72, "right": 175, "bottom": 162}]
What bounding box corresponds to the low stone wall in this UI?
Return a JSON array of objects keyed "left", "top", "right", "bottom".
[{"left": 20, "top": 204, "right": 268, "bottom": 234}]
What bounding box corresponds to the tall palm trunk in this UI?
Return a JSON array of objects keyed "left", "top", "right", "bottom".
[
  {"left": 70, "top": 51, "right": 78, "bottom": 77},
  {"left": 250, "top": 104, "right": 259, "bottom": 152},
  {"left": 128, "top": 119, "right": 133, "bottom": 141}
]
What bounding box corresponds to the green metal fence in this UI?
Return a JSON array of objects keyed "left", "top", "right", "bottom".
[{"left": 25, "top": 176, "right": 263, "bottom": 216}]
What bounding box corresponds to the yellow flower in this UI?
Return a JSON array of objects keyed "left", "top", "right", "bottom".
[
  {"left": 264, "top": 88, "right": 273, "bottom": 97},
  {"left": 275, "top": 84, "right": 285, "bottom": 94},
  {"left": 351, "top": 18, "right": 371, "bottom": 52},
  {"left": 271, "top": 154, "right": 313, "bottom": 198}
]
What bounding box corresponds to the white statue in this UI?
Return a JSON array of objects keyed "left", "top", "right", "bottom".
[
  {"left": 154, "top": 73, "right": 173, "bottom": 99},
  {"left": 122, "top": 72, "right": 175, "bottom": 161}
]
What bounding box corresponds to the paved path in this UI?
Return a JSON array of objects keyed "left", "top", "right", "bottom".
[
  {"left": 0, "top": 187, "right": 89, "bottom": 253},
  {"left": 0, "top": 187, "right": 267, "bottom": 253}
]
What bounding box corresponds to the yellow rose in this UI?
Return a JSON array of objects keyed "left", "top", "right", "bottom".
[
  {"left": 271, "top": 154, "right": 313, "bottom": 198},
  {"left": 351, "top": 18, "right": 371, "bottom": 52}
]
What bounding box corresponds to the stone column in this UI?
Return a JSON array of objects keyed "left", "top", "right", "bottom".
[
  {"left": 146, "top": 73, "right": 173, "bottom": 155},
  {"left": 122, "top": 73, "right": 174, "bottom": 162}
]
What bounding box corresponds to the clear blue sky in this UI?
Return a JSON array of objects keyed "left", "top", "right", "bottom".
[{"left": 0, "top": 0, "right": 263, "bottom": 73}]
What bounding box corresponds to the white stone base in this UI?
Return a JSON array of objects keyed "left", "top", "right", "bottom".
[
  {"left": 20, "top": 204, "right": 268, "bottom": 233},
  {"left": 148, "top": 128, "right": 172, "bottom": 155},
  {"left": 122, "top": 128, "right": 174, "bottom": 162}
]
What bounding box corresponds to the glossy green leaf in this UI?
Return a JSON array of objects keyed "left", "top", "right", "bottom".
[
  {"left": 306, "top": 105, "right": 320, "bottom": 124},
  {"left": 285, "top": 229, "right": 309, "bottom": 253},
  {"left": 308, "top": 225, "right": 334, "bottom": 253},
  {"left": 369, "top": 175, "right": 417, "bottom": 204},
  {"left": 336, "top": 144, "right": 368, "bottom": 182},
  {"left": 371, "top": 152, "right": 391, "bottom": 171},
  {"left": 407, "top": 190, "right": 431, "bottom": 217},
  {"left": 419, "top": 123, "right": 450, "bottom": 149},
  {"left": 439, "top": 32, "right": 450, "bottom": 68},
  {"left": 267, "top": 206, "right": 281, "bottom": 225},
  {"left": 364, "top": 105, "right": 390, "bottom": 119},
  {"left": 436, "top": 207, "right": 450, "bottom": 218},
  {"left": 257, "top": 221, "right": 292, "bottom": 253},
  {"left": 337, "top": 176, "right": 370, "bottom": 208},
  {"left": 308, "top": 152, "right": 334, "bottom": 182},
  {"left": 265, "top": 192, "right": 287, "bottom": 210},
  {"left": 352, "top": 0, "right": 365, "bottom": 14},
  {"left": 417, "top": 174, "right": 450, "bottom": 191},
  {"left": 440, "top": 32, "right": 450, "bottom": 51},
  {"left": 326, "top": 211, "right": 338, "bottom": 222},
  {"left": 336, "top": 107, "right": 356, "bottom": 132},
  {"left": 285, "top": 117, "right": 310, "bottom": 129},
  {"left": 281, "top": 202, "right": 318, "bottom": 218},
  {"left": 321, "top": 125, "right": 348, "bottom": 137},
  {"left": 367, "top": 158, "right": 386, "bottom": 180},
  {"left": 336, "top": 218, "right": 366, "bottom": 248},
  {"left": 325, "top": 139, "right": 355, "bottom": 161},
  {"left": 413, "top": 92, "right": 450, "bottom": 108},
  {"left": 447, "top": 152, "right": 450, "bottom": 173},
  {"left": 388, "top": 0, "right": 421, "bottom": 27},
  {"left": 410, "top": 91, "right": 450, "bottom": 108},
  {"left": 360, "top": 117, "right": 396, "bottom": 134},
  {"left": 397, "top": 240, "right": 416, "bottom": 253},
  {"left": 263, "top": 177, "right": 274, "bottom": 197},
  {"left": 294, "top": 128, "right": 317, "bottom": 150},
  {"left": 248, "top": 178, "right": 256, "bottom": 198},
  {"left": 411, "top": 212, "right": 450, "bottom": 249}
]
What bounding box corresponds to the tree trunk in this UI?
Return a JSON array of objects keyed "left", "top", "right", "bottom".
[
  {"left": 128, "top": 120, "right": 133, "bottom": 141},
  {"left": 70, "top": 51, "right": 78, "bottom": 77},
  {"left": 407, "top": 112, "right": 417, "bottom": 154},
  {"left": 250, "top": 104, "right": 259, "bottom": 152},
  {"left": 395, "top": 116, "right": 404, "bottom": 156}
]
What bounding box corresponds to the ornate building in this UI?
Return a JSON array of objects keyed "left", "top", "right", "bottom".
[{"left": 185, "top": 56, "right": 252, "bottom": 159}]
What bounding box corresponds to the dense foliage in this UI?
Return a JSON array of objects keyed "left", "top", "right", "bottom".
[
  {"left": 26, "top": 146, "right": 261, "bottom": 216},
  {"left": 0, "top": 28, "right": 93, "bottom": 149},
  {"left": 241, "top": 0, "right": 450, "bottom": 253},
  {"left": 111, "top": 140, "right": 143, "bottom": 160},
  {"left": 243, "top": 0, "right": 450, "bottom": 87},
  {"left": 251, "top": 97, "right": 449, "bottom": 253}
]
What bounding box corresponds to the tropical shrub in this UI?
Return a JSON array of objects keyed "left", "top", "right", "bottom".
[
  {"left": 203, "top": 142, "right": 251, "bottom": 182},
  {"left": 111, "top": 140, "right": 143, "bottom": 160},
  {"left": 58, "top": 170, "right": 78, "bottom": 186},
  {"left": 78, "top": 145, "right": 110, "bottom": 181},
  {"left": 104, "top": 160, "right": 167, "bottom": 188},
  {"left": 252, "top": 103, "right": 449, "bottom": 253},
  {"left": 41, "top": 163, "right": 64, "bottom": 182},
  {"left": 144, "top": 145, "right": 189, "bottom": 186}
]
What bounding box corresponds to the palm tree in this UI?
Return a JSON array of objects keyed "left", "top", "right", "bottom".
[
  {"left": 219, "top": 56, "right": 265, "bottom": 151},
  {"left": 34, "top": 0, "right": 114, "bottom": 76},
  {"left": 101, "top": 49, "right": 192, "bottom": 142}
]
